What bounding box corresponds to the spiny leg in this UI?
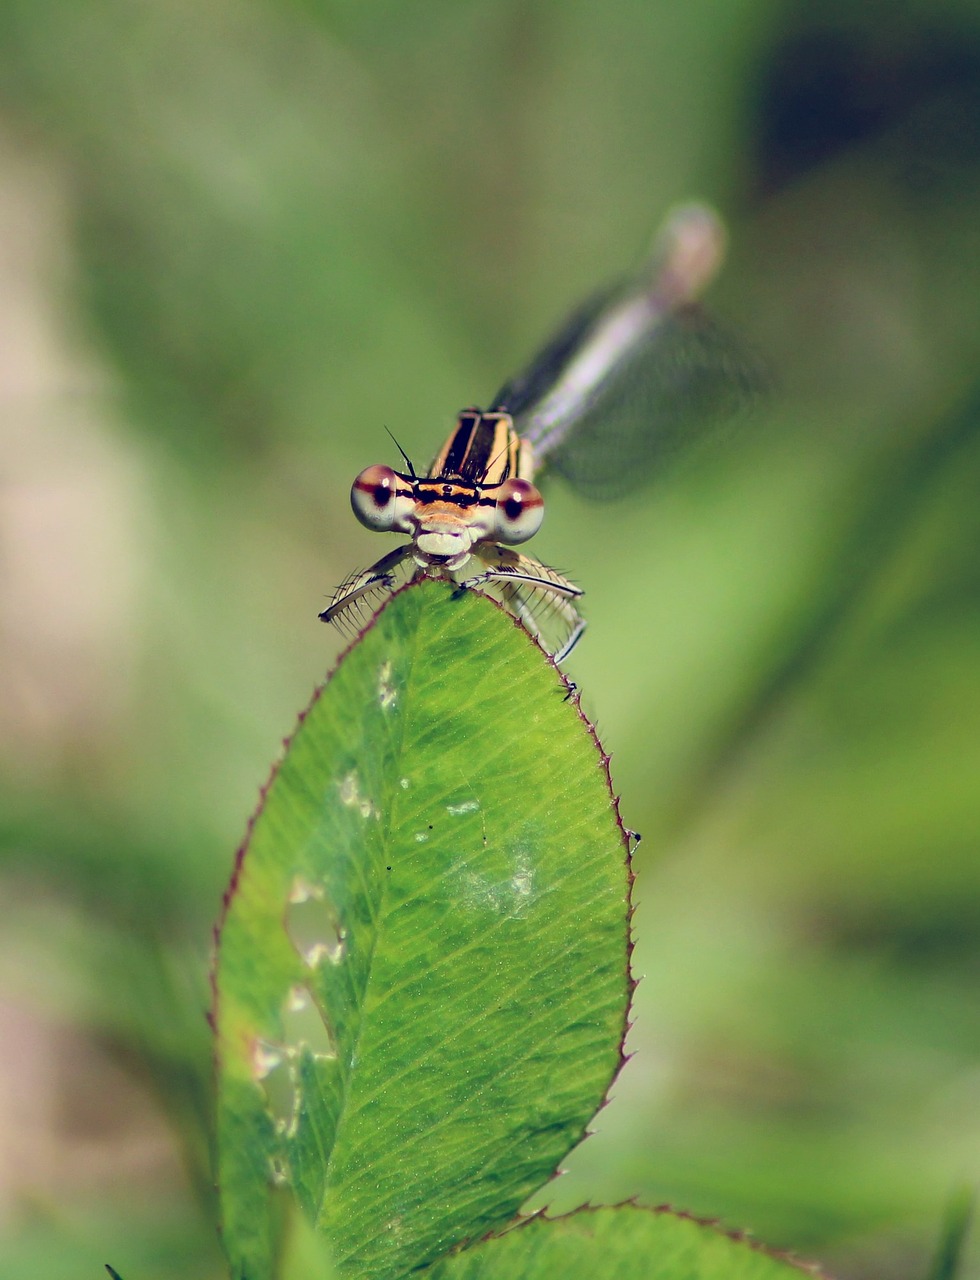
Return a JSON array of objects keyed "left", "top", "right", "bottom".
[
  {"left": 319, "top": 545, "right": 416, "bottom": 637},
  {"left": 497, "top": 578, "right": 587, "bottom": 663},
  {"left": 460, "top": 545, "right": 586, "bottom": 663}
]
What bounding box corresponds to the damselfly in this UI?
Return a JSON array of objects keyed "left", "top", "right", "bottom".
[{"left": 321, "top": 204, "right": 754, "bottom": 661}]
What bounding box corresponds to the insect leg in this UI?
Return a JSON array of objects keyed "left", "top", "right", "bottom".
[{"left": 319, "top": 545, "right": 415, "bottom": 634}]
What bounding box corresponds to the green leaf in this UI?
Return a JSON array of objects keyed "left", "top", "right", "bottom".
[
  {"left": 214, "top": 580, "right": 632, "bottom": 1280},
  {"left": 423, "top": 1205, "right": 819, "bottom": 1279}
]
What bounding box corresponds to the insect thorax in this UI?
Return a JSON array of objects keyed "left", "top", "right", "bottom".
[{"left": 428, "top": 410, "right": 534, "bottom": 486}]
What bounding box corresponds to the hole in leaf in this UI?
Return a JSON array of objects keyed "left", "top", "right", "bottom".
[
  {"left": 285, "top": 878, "right": 347, "bottom": 967},
  {"left": 253, "top": 984, "right": 337, "bottom": 1138},
  {"left": 281, "top": 984, "right": 336, "bottom": 1061},
  {"left": 253, "top": 1040, "right": 295, "bottom": 1132}
]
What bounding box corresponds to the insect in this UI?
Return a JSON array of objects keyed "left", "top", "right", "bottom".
[{"left": 321, "top": 204, "right": 754, "bottom": 661}]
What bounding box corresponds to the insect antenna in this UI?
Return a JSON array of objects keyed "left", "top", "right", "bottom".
[{"left": 385, "top": 426, "right": 418, "bottom": 480}]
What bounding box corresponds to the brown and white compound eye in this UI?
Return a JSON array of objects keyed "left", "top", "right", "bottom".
[
  {"left": 350, "top": 465, "right": 407, "bottom": 532},
  {"left": 493, "top": 478, "right": 544, "bottom": 545}
]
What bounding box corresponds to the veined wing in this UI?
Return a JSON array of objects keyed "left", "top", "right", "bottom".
[{"left": 490, "top": 204, "right": 763, "bottom": 500}]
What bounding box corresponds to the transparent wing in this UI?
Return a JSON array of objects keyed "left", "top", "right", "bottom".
[
  {"left": 528, "top": 304, "right": 763, "bottom": 499},
  {"left": 490, "top": 284, "right": 620, "bottom": 422},
  {"left": 490, "top": 204, "right": 764, "bottom": 500}
]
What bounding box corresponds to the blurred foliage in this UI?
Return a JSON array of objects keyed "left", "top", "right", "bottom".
[{"left": 0, "top": 2, "right": 978, "bottom": 1279}]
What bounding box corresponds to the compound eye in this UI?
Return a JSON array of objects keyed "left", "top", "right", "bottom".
[
  {"left": 351, "top": 465, "right": 405, "bottom": 532},
  {"left": 494, "top": 478, "right": 544, "bottom": 545}
]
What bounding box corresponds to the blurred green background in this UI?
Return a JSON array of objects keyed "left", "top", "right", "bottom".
[{"left": 1, "top": 2, "right": 979, "bottom": 1278}]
